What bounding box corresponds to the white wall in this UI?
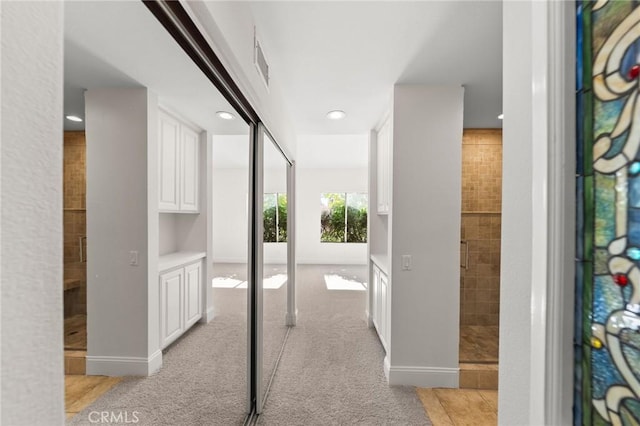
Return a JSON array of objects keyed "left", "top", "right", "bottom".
[
  {"left": 297, "top": 168, "right": 368, "bottom": 264},
  {"left": 212, "top": 167, "right": 287, "bottom": 264},
  {"left": 500, "top": 2, "right": 534, "bottom": 423},
  {"left": 368, "top": 130, "right": 389, "bottom": 258},
  {"left": 0, "top": 3, "right": 65, "bottom": 424},
  {"left": 212, "top": 168, "right": 250, "bottom": 263},
  {"left": 86, "top": 88, "right": 161, "bottom": 376},
  {"left": 184, "top": 2, "right": 297, "bottom": 159},
  {"left": 212, "top": 167, "right": 368, "bottom": 265},
  {"left": 388, "top": 85, "right": 463, "bottom": 387},
  {"left": 159, "top": 214, "right": 178, "bottom": 255}
]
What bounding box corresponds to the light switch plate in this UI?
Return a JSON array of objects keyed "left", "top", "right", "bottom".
[
  {"left": 129, "top": 250, "right": 139, "bottom": 266},
  {"left": 401, "top": 255, "right": 412, "bottom": 271}
]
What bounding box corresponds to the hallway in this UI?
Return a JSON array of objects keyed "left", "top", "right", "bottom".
[
  {"left": 66, "top": 264, "right": 497, "bottom": 425},
  {"left": 257, "top": 264, "right": 428, "bottom": 424}
]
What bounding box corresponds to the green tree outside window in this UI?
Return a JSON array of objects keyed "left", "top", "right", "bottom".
[
  {"left": 320, "top": 193, "right": 367, "bottom": 243},
  {"left": 264, "top": 193, "right": 287, "bottom": 243}
]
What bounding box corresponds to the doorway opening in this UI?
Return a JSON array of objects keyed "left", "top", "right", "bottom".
[
  {"left": 459, "top": 128, "right": 502, "bottom": 390},
  {"left": 63, "top": 130, "right": 88, "bottom": 375}
]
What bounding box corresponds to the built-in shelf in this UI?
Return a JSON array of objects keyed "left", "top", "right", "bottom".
[{"left": 159, "top": 251, "right": 206, "bottom": 272}]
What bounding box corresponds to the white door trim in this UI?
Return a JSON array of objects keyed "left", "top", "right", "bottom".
[{"left": 529, "top": 1, "right": 576, "bottom": 424}]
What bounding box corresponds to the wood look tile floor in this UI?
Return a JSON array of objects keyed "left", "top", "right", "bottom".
[
  {"left": 417, "top": 388, "right": 498, "bottom": 426},
  {"left": 459, "top": 325, "right": 498, "bottom": 363},
  {"left": 65, "top": 375, "right": 122, "bottom": 419}
]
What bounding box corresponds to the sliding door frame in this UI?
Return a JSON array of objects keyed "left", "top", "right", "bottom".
[
  {"left": 144, "top": 0, "right": 296, "bottom": 420},
  {"left": 255, "top": 124, "right": 295, "bottom": 414}
]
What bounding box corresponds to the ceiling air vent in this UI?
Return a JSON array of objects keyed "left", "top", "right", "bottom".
[{"left": 254, "top": 28, "right": 269, "bottom": 90}]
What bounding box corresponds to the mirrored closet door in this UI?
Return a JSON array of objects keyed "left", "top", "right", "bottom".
[
  {"left": 64, "top": 1, "right": 254, "bottom": 423},
  {"left": 256, "top": 127, "right": 293, "bottom": 413}
]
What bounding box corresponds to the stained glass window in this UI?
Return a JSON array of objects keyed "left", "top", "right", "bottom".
[{"left": 576, "top": 1, "right": 640, "bottom": 424}]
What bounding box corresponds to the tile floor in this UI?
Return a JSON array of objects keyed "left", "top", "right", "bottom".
[
  {"left": 65, "top": 375, "right": 122, "bottom": 420},
  {"left": 417, "top": 388, "right": 498, "bottom": 426}
]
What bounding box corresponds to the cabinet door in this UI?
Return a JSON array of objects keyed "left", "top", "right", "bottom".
[
  {"left": 184, "top": 261, "right": 202, "bottom": 328},
  {"left": 158, "top": 112, "right": 180, "bottom": 212},
  {"left": 372, "top": 265, "right": 380, "bottom": 329},
  {"left": 160, "top": 268, "right": 184, "bottom": 348},
  {"left": 380, "top": 272, "right": 389, "bottom": 350},
  {"left": 180, "top": 125, "right": 199, "bottom": 212}
]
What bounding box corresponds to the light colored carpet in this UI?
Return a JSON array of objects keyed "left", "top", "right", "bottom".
[
  {"left": 257, "top": 264, "right": 431, "bottom": 425},
  {"left": 67, "top": 306, "right": 251, "bottom": 425},
  {"left": 67, "top": 264, "right": 431, "bottom": 425},
  {"left": 68, "top": 262, "right": 287, "bottom": 426}
]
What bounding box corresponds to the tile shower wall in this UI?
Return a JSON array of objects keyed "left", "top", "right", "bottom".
[
  {"left": 64, "top": 131, "right": 86, "bottom": 317},
  {"left": 460, "top": 129, "right": 502, "bottom": 326}
]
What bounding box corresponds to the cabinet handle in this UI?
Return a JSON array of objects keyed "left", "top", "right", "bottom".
[{"left": 460, "top": 240, "right": 469, "bottom": 270}]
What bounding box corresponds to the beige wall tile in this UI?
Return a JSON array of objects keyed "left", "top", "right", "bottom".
[
  {"left": 460, "top": 130, "right": 502, "bottom": 326},
  {"left": 459, "top": 370, "right": 478, "bottom": 389},
  {"left": 477, "top": 370, "right": 499, "bottom": 390}
]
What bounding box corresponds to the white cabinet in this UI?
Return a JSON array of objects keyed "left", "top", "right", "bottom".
[
  {"left": 184, "top": 261, "right": 202, "bottom": 329},
  {"left": 160, "top": 268, "right": 184, "bottom": 349},
  {"left": 372, "top": 266, "right": 380, "bottom": 328},
  {"left": 159, "top": 112, "right": 180, "bottom": 211},
  {"left": 180, "top": 126, "right": 199, "bottom": 212},
  {"left": 372, "top": 260, "right": 390, "bottom": 352},
  {"left": 376, "top": 116, "right": 391, "bottom": 215},
  {"left": 379, "top": 272, "right": 389, "bottom": 346},
  {"left": 158, "top": 110, "right": 199, "bottom": 213},
  {"left": 159, "top": 259, "right": 202, "bottom": 349}
]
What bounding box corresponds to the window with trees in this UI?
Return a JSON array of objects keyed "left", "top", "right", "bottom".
[
  {"left": 320, "top": 193, "right": 367, "bottom": 243},
  {"left": 264, "top": 193, "right": 287, "bottom": 242}
]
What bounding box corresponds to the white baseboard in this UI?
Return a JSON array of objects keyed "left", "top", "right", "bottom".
[
  {"left": 386, "top": 364, "right": 459, "bottom": 388},
  {"left": 286, "top": 309, "right": 297, "bottom": 326},
  {"left": 384, "top": 355, "right": 391, "bottom": 380},
  {"left": 86, "top": 350, "right": 163, "bottom": 377},
  {"left": 365, "top": 309, "right": 373, "bottom": 328},
  {"left": 199, "top": 307, "right": 215, "bottom": 324}
]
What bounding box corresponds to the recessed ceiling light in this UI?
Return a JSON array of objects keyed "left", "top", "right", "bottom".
[
  {"left": 326, "top": 110, "right": 346, "bottom": 120},
  {"left": 498, "top": 113, "right": 504, "bottom": 120},
  {"left": 66, "top": 115, "right": 83, "bottom": 122},
  {"left": 216, "top": 111, "right": 235, "bottom": 120}
]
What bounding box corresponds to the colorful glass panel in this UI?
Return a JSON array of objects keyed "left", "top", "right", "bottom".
[{"left": 576, "top": 1, "right": 640, "bottom": 424}]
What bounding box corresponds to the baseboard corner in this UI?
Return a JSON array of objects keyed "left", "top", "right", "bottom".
[
  {"left": 387, "top": 364, "right": 459, "bottom": 388},
  {"left": 199, "top": 307, "right": 215, "bottom": 324},
  {"left": 86, "top": 350, "right": 163, "bottom": 377}
]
